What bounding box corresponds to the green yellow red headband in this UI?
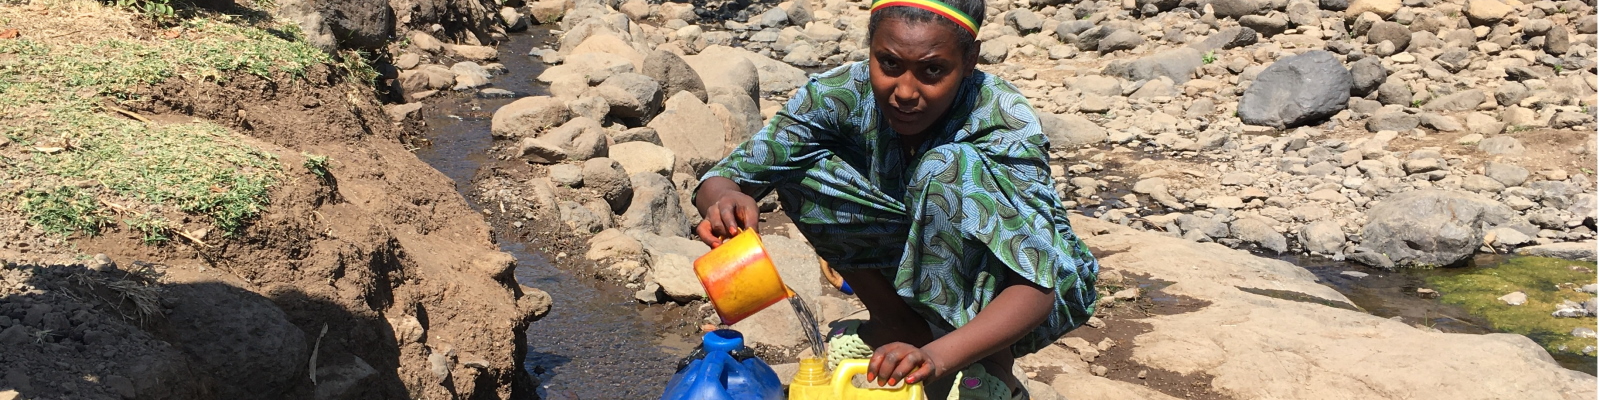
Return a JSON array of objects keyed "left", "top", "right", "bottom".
[{"left": 870, "top": 0, "right": 980, "bottom": 36}]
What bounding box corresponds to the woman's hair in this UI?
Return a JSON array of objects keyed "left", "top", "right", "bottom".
[{"left": 867, "top": 0, "right": 987, "bottom": 58}]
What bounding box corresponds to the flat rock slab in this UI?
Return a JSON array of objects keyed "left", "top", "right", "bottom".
[{"left": 1070, "top": 216, "right": 1596, "bottom": 399}]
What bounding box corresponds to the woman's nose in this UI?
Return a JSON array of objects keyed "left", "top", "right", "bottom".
[{"left": 892, "top": 75, "right": 919, "bottom": 106}]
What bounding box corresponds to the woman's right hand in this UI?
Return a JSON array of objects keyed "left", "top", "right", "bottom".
[{"left": 693, "top": 177, "right": 760, "bottom": 247}]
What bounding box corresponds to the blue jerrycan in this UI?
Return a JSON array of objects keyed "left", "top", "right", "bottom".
[{"left": 660, "top": 329, "right": 783, "bottom": 400}]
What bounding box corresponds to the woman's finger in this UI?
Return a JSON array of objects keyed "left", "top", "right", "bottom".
[
  {"left": 871, "top": 347, "right": 906, "bottom": 386},
  {"left": 694, "top": 220, "right": 722, "bottom": 247},
  {"left": 718, "top": 203, "right": 743, "bottom": 237},
  {"left": 886, "top": 352, "right": 924, "bottom": 386},
  {"left": 735, "top": 201, "right": 761, "bottom": 232}
]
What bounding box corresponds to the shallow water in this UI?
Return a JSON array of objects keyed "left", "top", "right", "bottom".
[{"left": 412, "top": 30, "right": 689, "bottom": 399}]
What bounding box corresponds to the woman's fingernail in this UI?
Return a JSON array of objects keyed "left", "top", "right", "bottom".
[
  {"left": 866, "top": 373, "right": 875, "bottom": 381},
  {"left": 888, "top": 378, "right": 897, "bottom": 386}
]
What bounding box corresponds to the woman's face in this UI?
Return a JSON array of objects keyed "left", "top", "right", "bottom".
[{"left": 868, "top": 18, "right": 975, "bottom": 139}]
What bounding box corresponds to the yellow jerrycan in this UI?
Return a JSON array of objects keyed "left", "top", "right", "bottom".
[{"left": 789, "top": 358, "right": 924, "bottom": 399}]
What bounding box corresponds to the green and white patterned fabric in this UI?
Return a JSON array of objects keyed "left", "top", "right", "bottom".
[{"left": 699, "top": 61, "right": 1098, "bottom": 355}]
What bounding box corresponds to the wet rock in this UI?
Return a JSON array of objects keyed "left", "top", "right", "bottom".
[
  {"left": 1238, "top": 51, "right": 1352, "bottom": 129},
  {"left": 492, "top": 96, "right": 571, "bottom": 139},
  {"left": 1515, "top": 242, "right": 1598, "bottom": 261},
  {"left": 1348, "top": 57, "right": 1386, "bottom": 96},
  {"left": 1358, "top": 189, "right": 1514, "bottom": 267},
  {"left": 1039, "top": 113, "right": 1108, "bottom": 148},
  {"left": 621, "top": 172, "right": 691, "bottom": 237},
  {"left": 610, "top": 141, "right": 676, "bottom": 176}
]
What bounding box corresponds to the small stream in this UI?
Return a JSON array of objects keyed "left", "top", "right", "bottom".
[{"left": 411, "top": 31, "right": 690, "bottom": 399}]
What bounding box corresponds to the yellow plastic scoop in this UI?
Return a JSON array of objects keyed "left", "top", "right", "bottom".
[{"left": 694, "top": 230, "right": 793, "bottom": 325}]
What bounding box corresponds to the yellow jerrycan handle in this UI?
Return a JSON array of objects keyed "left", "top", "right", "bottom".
[{"left": 830, "top": 359, "right": 925, "bottom": 399}]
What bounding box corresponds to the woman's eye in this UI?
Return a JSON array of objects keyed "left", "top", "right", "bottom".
[
  {"left": 882, "top": 59, "right": 899, "bottom": 70},
  {"left": 926, "top": 66, "right": 944, "bottom": 76}
]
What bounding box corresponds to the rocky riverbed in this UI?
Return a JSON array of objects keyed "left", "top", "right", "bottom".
[{"left": 374, "top": 0, "right": 1598, "bottom": 396}]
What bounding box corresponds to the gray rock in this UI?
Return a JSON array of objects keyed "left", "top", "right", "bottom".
[
  {"left": 1074, "top": 75, "right": 1124, "bottom": 97},
  {"left": 1462, "top": 175, "right": 1507, "bottom": 192},
  {"left": 786, "top": 0, "right": 813, "bottom": 26},
  {"left": 1516, "top": 242, "right": 1598, "bottom": 261},
  {"left": 1240, "top": 15, "right": 1290, "bottom": 37},
  {"left": 1366, "top": 112, "right": 1420, "bottom": 132},
  {"left": 682, "top": 49, "right": 760, "bottom": 103},
  {"left": 1098, "top": 30, "right": 1146, "bottom": 53},
  {"left": 166, "top": 283, "right": 307, "bottom": 398},
  {"left": 698, "top": 46, "right": 807, "bottom": 96},
  {"left": 1212, "top": 0, "right": 1265, "bottom": 18},
  {"left": 1359, "top": 189, "right": 1515, "bottom": 267},
  {"left": 597, "top": 73, "right": 663, "bottom": 119},
  {"left": 1132, "top": 178, "right": 1188, "bottom": 210},
  {"left": 1552, "top": 300, "right": 1591, "bottom": 318},
  {"left": 275, "top": 0, "right": 393, "bottom": 52},
  {"left": 621, "top": 172, "right": 690, "bottom": 237},
  {"left": 609, "top": 141, "right": 676, "bottom": 176},
  {"left": 492, "top": 96, "right": 571, "bottom": 139},
  {"left": 518, "top": 137, "right": 567, "bottom": 163},
  {"left": 642, "top": 50, "right": 709, "bottom": 103},
  {"left": 584, "top": 158, "right": 634, "bottom": 213},
  {"left": 1544, "top": 26, "right": 1570, "bottom": 55},
  {"left": 1005, "top": 10, "right": 1045, "bottom": 34},
  {"left": 979, "top": 38, "right": 1012, "bottom": 64},
  {"left": 648, "top": 92, "right": 730, "bottom": 175},
  {"left": 559, "top": 200, "right": 605, "bottom": 233},
  {"left": 1366, "top": 21, "right": 1412, "bottom": 51},
  {"left": 1104, "top": 47, "right": 1204, "bottom": 84},
  {"left": 634, "top": 232, "right": 712, "bottom": 301},
  {"left": 1178, "top": 214, "right": 1230, "bottom": 238},
  {"left": 1321, "top": 0, "right": 1348, "bottom": 9},
  {"left": 1551, "top": 111, "right": 1589, "bottom": 129},
  {"left": 612, "top": 127, "right": 661, "bottom": 145},
  {"left": 1348, "top": 57, "right": 1387, "bottom": 96},
  {"left": 1074, "top": 26, "right": 1117, "bottom": 52},
  {"left": 1484, "top": 162, "right": 1529, "bottom": 186},
  {"left": 450, "top": 62, "right": 492, "bottom": 90},
  {"left": 1129, "top": 77, "right": 1176, "bottom": 99},
  {"left": 706, "top": 87, "right": 764, "bottom": 146},
  {"left": 1231, "top": 217, "right": 1289, "bottom": 253},
  {"left": 1477, "top": 136, "right": 1525, "bottom": 156},
  {"left": 1191, "top": 27, "right": 1260, "bottom": 52},
  {"left": 760, "top": 6, "right": 789, "bottom": 28},
  {"left": 1300, "top": 221, "right": 1347, "bottom": 255},
  {"left": 1055, "top": 20, "right": 1096, "bottom": 38},
  {"left": 548, "top": 164, "right": 584, "bottom": 187},
  {"left": 1419, "top": 113, "right": 1464, "bottom": 131},
  {"left": 1039, "top": 113, "right": 1108, "bottom": 148},
  {"left": 587, "top": 228, "right": 644, "bottom": 261},
  {"left": 1376, "top": 81, "right": 1413, "bottom": 106},
  {"left": 1435, "top": 49, "right": 1472, "bottom": 73},
  {"left": 1238, "top": 51, "right": 1352, "bottom": 128},
  {"left": 1423, "top": 89, "right": 1486, "bottom": 112}
]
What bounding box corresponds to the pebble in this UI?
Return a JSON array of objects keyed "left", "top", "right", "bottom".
[
  {"left": 1390, "top": 53, "right": 1416, "bottom": 63},
  {"left": 1340, "top": 271, "right": 1370, "bottom": 278}
]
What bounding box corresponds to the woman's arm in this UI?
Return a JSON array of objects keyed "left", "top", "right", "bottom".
[{"left": 867, "top": 270, "right": 1053, "bottom": 386}]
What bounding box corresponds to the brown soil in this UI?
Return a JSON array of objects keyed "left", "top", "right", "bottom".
[{"left": 2, "top": 66, "right": 544, "bottom": 399}]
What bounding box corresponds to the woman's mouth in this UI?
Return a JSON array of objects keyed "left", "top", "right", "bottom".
[{"left": 887, "top": 107, "right": 921, "bottom": 123}]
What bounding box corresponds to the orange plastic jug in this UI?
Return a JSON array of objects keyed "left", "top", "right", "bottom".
[
  {"left": 694, "top": 230, "right": 793, "bottom": 325},
  {"left": 787, "top": 358, "right": 924, "bottom": 399}
]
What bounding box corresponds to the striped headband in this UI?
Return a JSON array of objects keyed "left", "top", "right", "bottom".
[{"left": 870, "top": 0, "right": 980, "bottom": 36}]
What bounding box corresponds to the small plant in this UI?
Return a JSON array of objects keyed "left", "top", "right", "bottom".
[
  {"left": 111, "top": 0, "right": 177, "bottom": 22},
  {"left": 125, "top": 213, "right": 173, "bottom": 245},
  {"left": 302, "top": 152, "right": 331, "bottom": 181},
  {"left": 1554, "top": 65, "right": 1564, "bottom": 74},
  {"left": 32, "top": 329, "right": 54, "bottom": 344},
  {"left": 1202, "top": 50, "right": 1217, "bottom": 64},
  {"left": 1411, "top": 99, "right": 1424, "bottom": 108},
  {"left": 335, "top": 49, "right": 379, "bottom": 87},
  {"left": 1581, "top": 167, "right": 1594, "bottom": 175},
  {"left": 19, "top": 186, "right": 108, "bottom": 236}
]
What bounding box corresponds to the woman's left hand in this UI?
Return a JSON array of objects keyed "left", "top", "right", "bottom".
[{"left": 867, "top": 342, "right": 943, "bottom": 387}]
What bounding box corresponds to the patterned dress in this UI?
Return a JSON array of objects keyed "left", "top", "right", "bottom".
[{"left": 700, "top": 61, "right": 1099, "bottom": 355}]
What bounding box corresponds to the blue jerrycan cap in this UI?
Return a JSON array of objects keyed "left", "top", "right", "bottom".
[{"left": 703, "top": 329, "right": 744, "bottom": 354}]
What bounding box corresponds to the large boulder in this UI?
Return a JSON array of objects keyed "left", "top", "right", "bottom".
[
  {"left": 633, "top": 232, "right": 712, "bottom": 301},
  {"left": 647, "top": 92, "right": 731, "bottom": 175},
  {"left": 609, "top": 141, "right": 677, "bottom": 177},
  {"left": 583, "top": 158, "right": 634, "bottom": 213},
  {"left": 682, "top": 51, "right": 761, "bottom": 104},
  {"left": 1237, "top": 50, "right": 1352, "bottom": 129},
  {"left": 595, "top": 72, "right": 662, "bottom": 119},
  {"left": 642, "top": 50, "right": 709, "bottom": 103},
  {"left": 166, "top": 283, "right": 308, "bottom": 399},
  {"left": 1347, "top": 57, "right": 1387, "bottom": 96},
  {"left": 491, "top": 96, "right": 571, "bottom": 138},
  {"left": 693, "top": 45, "right": 808, "bottom": 96},
  {"left": 274, "top": 0, "right": 394, "bottom": 52},
  {"left": 1358, "top": 190, "right": 1515, "bottom": 267},
  {"left": 621, "top": 172, "right": 691, "bottom": 237}
]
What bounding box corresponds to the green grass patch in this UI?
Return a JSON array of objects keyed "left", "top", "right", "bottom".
[
  {"left": 0, "top": 12, "right": 332, "bottom": 239},
  {"left": 1427, "top": 257, "right": 1598, "bottom": 357}
]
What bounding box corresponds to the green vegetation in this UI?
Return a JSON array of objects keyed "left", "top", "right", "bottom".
[
  {"left": 111, "top": 0, "right": 177, "bottom": 21},
  {"left": 1202, "top": 50, "right": 1217, "bottom": 65},
  {"left": 302, "top": 152, "right": 331, "bottom": 181},
  {"left": 1428, "top": 257, "right": 1598, "bottom": 357},
  {"left": 0, "top": 14, "right": 334, "bottom": 239}
]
